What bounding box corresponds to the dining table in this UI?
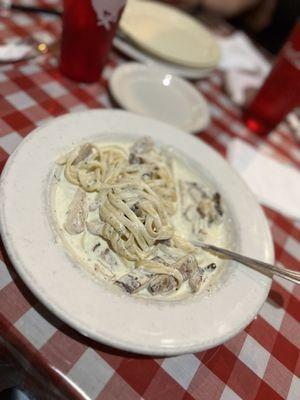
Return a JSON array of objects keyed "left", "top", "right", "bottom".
[{"left": 0, "top": 1, "right": 299, "bottom": 399}]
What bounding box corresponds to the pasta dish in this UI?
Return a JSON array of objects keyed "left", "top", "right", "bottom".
[{"left": 51, "top": 137, "right": 229, "bottom": 297}]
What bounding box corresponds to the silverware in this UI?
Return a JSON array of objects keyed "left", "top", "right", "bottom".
[
  {"left": 0, "top": 0, "right": 62, "bottom": 16},
  {"left": 9, "top": 4, "right": 61, "bottom": 16},
  {"left": 193, "top": 241, "right": 300, "bottom": 284}
]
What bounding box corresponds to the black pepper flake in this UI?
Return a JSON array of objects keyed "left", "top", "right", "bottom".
[
  {"left": 213, "top": 192, "right": 223, "bottom": 216},
  {"left": 129, "top": 153, "right": 143, "bottom": 164},
  {"left": 92, "top": 243, "right": 101, "bottom": 252},
  {"left": 205, "top": 263, "right": 217, "bottom": 271},
  {"left": 130, "top": 203, "right": 139, "bottom": 214}
]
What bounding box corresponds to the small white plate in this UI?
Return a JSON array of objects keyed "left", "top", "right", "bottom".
[
  {"left": 0, "top": 110, "right": 273, "bottom": 356},
  {"left": 120, "top": 0, "right": 220, "bottom": 69},
  {"left": 109, "top": 63, "right": 210, "bottom": 133},
  {"left": 113, "top": 36, "right": 214, "bottom": 79}
]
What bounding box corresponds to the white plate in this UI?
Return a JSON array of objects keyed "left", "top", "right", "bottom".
[
  {"left": 109, "top": 63, "right": 210, "bottom": 133},
  {"left": 120, "top": 0, "right": 220, "bottom": 69},
  {"left": 113, "top": 37, "right": 214, "bottom": 79},
  {"left": 0, "top": 110, "right": 273, "bottom": 356}
]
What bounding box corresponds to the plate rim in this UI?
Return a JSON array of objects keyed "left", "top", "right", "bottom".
[{"left": 0, "top": 110, "right": 274, "bottom": 356}]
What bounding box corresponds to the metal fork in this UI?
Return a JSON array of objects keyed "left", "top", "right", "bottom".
[
  {"left": 193, "top": 241, "right": 300, "bottom": 284},
  {"left": 0, "top": 1, "right": 61, "bottom": 17}
]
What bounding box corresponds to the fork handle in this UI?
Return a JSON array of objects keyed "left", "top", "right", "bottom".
[
  {"left": 11, "top": 5, "right": 62, "bottom": 16},
  {"left": 203, "top": 244, "right": 300, "bottom": 285}
]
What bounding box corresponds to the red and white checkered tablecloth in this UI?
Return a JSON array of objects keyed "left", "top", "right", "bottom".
[{"left": 0, "top": 2, "right": 299, "bottom": 400}]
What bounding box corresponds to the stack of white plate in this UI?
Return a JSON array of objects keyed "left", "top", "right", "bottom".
[{"left": 114, "top": 0, "right": 220, "bottom": 79}]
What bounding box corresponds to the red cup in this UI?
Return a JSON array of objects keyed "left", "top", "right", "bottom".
[
  {"left": 244, "top": 21, "right": 300, "bottom": 135},
  {"left": 60, "top": 0, "right": 127, "bottom": 83}
]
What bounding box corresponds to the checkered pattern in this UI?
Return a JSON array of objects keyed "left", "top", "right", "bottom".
[{"left": 0, "top": 2, "right": 299, "bottom": 400}]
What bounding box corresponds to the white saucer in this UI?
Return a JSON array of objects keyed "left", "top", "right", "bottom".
[
  {"left": 113, "top": 36, "right": 214, "bottom": 79},
  {"left": 120, "top": 0, "right": 220, "bottom": 69},
  {"left": 109, "top": 63, "right": 210, "bottom": 133}
]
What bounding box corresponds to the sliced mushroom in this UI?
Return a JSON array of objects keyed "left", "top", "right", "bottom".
[
  {"left": 73, "top": 143, "right": 93, "bottom": 165},
  {"left": 151, "top": 256, "right": 170, "bottom": 266},
  {"left": 184, "top": 205, "right": 196, "bottom": 222},
  {"left": 100, "top": 247, "right": 118, "bottom": 269},
  {"left": 188, "top": 182, "right": 207, "bottom": 203},
  {"left": 197, "top": 197, "right": 219, "bottom": 224},
  {"left": 192, "top": 217, "right": 207, "bottom": 237},
  {"left": 128, "top": 153, "right": 144, "bottom": 165},
  {"left": 160, "top": 146, "right": 174, "bottom": 174},
  {"left": 94, "top": 262, "right": 115, "bottom": 279},
  {"left": 148, "top": 274, "right": 177, "bottom": 295},
  {"left": 213, "top": 193, "right": 223, "bottom": 216},
  {"left": 189, "top": 267, "right": 204, "bottom": 293},
  {"left": 158, "top": 238, "right": 172, "bottom": 247},
  {"left": 86, "top": 220, "right": 104, "bottom": 236},
  {"left": 88, "top": 246, "right": 117, "bottom": 278},
  {"left": 115, "top": 270, "right": 152, "bottom": 294},
  {"left": 172, "top": 235, "right": 197, "bottom": 253},
  {"left": 157, "top": 243, "right": 185, "bottom": 261},
  {"left": 64, "top": 189, "right": 87, "bottom": 235},
  {"left": 130, "top": 137, "right": 154, "bottom": 155},
  {"left": 89, "top": 191, "right": 107, "bottom": 211},
  {"left": 176, "top": 255, "right": 198, "bottom": 281},
  {"left": 129, "top": 202, "right": 140, "bottom": 215},
  {"left": 56, "top": 149, "right": 75, "bottom": 165}
]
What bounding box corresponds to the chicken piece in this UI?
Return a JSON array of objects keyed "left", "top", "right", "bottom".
[
  {"left": 86, "top": 220, "right": 104, "bottom": 236},
  {"left": 64, "top": 189, "right": 87, "bottom": 234},
  {"left": 130, "top": 137, "right": 154, "bottom": 155}
]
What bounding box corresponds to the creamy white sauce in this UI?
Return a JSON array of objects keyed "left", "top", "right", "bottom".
[{"left": 50, "top": 140, "right": 232, "bottom": 300}]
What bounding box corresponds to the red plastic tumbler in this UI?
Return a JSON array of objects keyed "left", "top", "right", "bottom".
[
  {"left": 60, "top": 0, "right": 127, "bottom": 83},
  {"left": 244, "top": 22, "right": 300, "bottom": 135}
]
